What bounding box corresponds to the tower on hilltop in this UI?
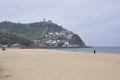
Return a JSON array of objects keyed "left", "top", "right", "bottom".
[{"left": 43, "top": 18, "right": 46, "bottom": 22}]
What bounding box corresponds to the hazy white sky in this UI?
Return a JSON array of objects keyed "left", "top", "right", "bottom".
[{"left": 0, "top": 0, "right": 120, "bottom": 46}]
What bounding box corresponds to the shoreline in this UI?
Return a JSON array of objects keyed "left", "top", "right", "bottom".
[
  {"left": 0, "top": 49, "right": 120, "bottom": 80},
  {"left": 1, "top": 47, "right": 120, "bottom": 54},
  {"left": 49, "top": 47, "right": 120, "bottom": 54},
  {"left": 1, "top": 48, "right": 120, "bottom": 55}
]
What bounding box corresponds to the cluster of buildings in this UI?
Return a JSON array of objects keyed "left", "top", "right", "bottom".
[
  {"left": 33, "top": 30, "right": 80, "bottom": 48},
  {"left": 0, "top": 30, "right": 81, "bottom": 49}
]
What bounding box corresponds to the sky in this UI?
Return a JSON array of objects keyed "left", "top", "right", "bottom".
[{"left": 0, "top": 0, "right": 120, "bottom": 47}]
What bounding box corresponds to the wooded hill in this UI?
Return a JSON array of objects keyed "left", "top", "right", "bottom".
[{"left": 0, "top": 20, "right": 86, "bottom": 47}]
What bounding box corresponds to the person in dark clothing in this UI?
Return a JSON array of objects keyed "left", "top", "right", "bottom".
[
  {"left": 2, "top": 46, "right": 6, "bottom": 51},
  {"left": 94, "top": 50, "right": 96, "bottom": 55}
]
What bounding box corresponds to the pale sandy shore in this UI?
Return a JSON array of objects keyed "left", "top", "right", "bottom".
[{"left": 0, "top": 49, "right": 120, "bottom": 80}]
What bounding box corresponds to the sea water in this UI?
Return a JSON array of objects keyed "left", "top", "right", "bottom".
[{"left": 52, "top": 47, "right": 120, "bottom": 54}]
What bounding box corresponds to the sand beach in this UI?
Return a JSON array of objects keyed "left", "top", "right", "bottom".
[{"left": 0, "top": 49, "right": 120, "bottom": 80}]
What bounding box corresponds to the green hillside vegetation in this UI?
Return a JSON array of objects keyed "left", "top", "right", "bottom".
[
  {"left": 0, "top": 31, "right": 32, "bottom": 46},
  {"left": 0, "top": 21, "right": 63, "bottom": 39},
  {"left": 0, "top": 20, "right": 86, "bottom": 47}
]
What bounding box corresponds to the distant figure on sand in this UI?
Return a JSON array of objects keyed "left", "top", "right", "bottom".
[
  {"left": 74, "top": 50, "right": 77, "bottom": 52},
  {"left": 94, "top": 50, "right": 96, "bottom": 55},
  {"left": 2, "top": 46, "right": 6, "bottom": 51}
]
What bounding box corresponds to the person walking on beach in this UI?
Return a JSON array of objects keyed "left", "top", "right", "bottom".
[
  {"left": 1, "top": 46, "right": 6, "bottom": 51},
  {"left": 94, "top": 50, "right": 96, "bottom": 55}
]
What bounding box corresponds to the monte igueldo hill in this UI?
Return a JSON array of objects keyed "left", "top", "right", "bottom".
[{"left": 0, "top": 19, "right": 86, "bottom": 48}]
